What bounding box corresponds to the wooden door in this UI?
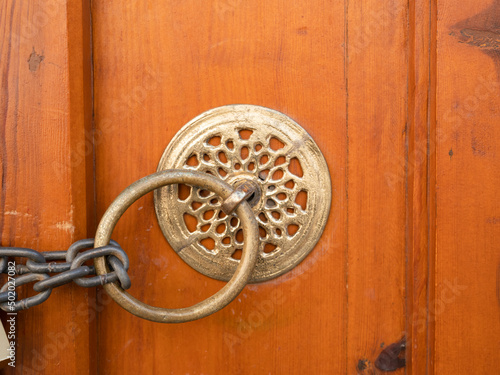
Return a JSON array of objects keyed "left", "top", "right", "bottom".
[{"left": 1, "top": 1, "right": 499, "bottom": 374}]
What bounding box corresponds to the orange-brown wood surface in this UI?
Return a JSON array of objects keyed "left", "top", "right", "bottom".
[
  {"left": 346, "top": 0, "right": 407, "bottom": 372},
  {"left": 0, "top": 1, "right": 94, "bottom": 374},
  {"left": 407, "top": 0, "right": 434, "bottom": 373},
  {"left": 91, "top": 1, "right": 348, "bottom": 374},
  {"left": 435, "top": 1, "right": 500, "bottom": 373},
  {"left": 1, "top": 0, "right": 499, "bottom": 374}
]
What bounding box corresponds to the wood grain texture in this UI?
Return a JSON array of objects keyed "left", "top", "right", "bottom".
[
  {"left": 1, "top": 0, "right": 496, "bottom": 373},
  {"left": 435, "top": 0, "right": 500, "bottom": 373},
  {"left": 0, "top": 1, "right": 94, "bottom": 374},
  {"left": 406, "top": 0, "right": 435, "bottom": 373},
  {"left": 346, "top": 0, "right": 408, "bottom": 373},
  {"left": 92, "top": 0, "right": 348, "bottom": 374}
]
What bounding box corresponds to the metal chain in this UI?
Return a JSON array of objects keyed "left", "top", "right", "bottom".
[{"left": 0, "top": 239, "right": 131, "bottom": 312}]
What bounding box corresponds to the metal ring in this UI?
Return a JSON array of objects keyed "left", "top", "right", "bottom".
[
  {"left": 94, "top": 170, "right": 260, "bottom": 323},
  {"left": 0, "top": 273, "right": 52, "bottom": 311},
  {"left": 41, "top": 251, "right": 68, "bottom": 260},
  {"left": 0, "top": 290, "right": 16, "bottom": 303},
  {"left": 26, "top": 250, "right": 74, "bottom": 274},
  {"left": 26, "top": 260, "right": 72, "bottom": 274},
  {"left": 107, "top": 255, "right": 132, "bottom": 290},
  {"left": 0, "top": 257, "right": 8, "bottom": 273},
  {"left": 33, "top": 266, "right": 94, "bottom": 292},
  {"left": 70, "top": 246, "right": 129, "bottom": 288},
  {"left": 65, "top": 238, "right": 121, "bottom": 262},
  {"left": 221, "top": 180, "right": 259, "bottom": 215},
  {"left": 0, "top": 248, "right": 46, "bottom": 263}
]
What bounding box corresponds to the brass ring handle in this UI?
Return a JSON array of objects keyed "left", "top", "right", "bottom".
[{"left": 94, "top": 170, "right": 260, "bottom": 323}]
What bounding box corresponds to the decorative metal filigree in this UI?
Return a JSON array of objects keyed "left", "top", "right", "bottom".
[{"left": 155, "top": 105, "right": 331, "bottom": 282}]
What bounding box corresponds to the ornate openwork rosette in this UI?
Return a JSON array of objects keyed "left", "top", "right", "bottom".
[{"left": 154, "top": 105, "right": 331, "bottom": 282}]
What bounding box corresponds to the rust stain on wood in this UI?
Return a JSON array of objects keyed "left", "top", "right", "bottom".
[
  {"left": 450, "top": 1, "right": 500, "bottom": 77},
  {"left": 296, "top": 26, "right": 308, "bottom": 35},
  {"left": 357, "top": 358, "right": 369, "bottom": 371},
  {"left": 374, "top": 337, "right": 406, "bottom": 372},
  {"left": 486, "top": 216, "right": 500, "bottom": 224},
  {"left": 458, "top": 28, "right": 500, "bottom": 50},
  {"left": 28, "top": 48, "right": 44, "bottom": 72}
]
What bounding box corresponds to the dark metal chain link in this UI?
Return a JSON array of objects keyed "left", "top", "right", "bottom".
[{"left": 0, "top": 239, "right": 131, "bottom": 312}]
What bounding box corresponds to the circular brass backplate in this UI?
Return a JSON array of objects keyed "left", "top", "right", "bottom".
[{"left": 154, "top": 105, "right": 331, "bottom": 282}]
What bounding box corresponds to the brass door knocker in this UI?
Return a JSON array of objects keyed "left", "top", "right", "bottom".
[{"left": 1, "top": 105, "right": 331, "bottom": 323}]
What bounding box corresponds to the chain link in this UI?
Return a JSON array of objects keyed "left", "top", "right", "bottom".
[{"left": 0, "top": 239, "right": 131, "bottom": 312}]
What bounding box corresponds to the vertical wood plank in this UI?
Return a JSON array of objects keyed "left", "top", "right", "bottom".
[
  {"left": 346, "top": 0, "right": 408, "bottom": 373},
  {"left": 434, "top": 0, "right": 500, "bottom": 373},
  {"left": 0, "top": 1, "right": 94, "bottom": 373},
  {"left": 406, "top": 0, "right": 435, "bottom": 373},
  {"left": 92, "top": 1, "right": 347, "bottom": 374}
]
